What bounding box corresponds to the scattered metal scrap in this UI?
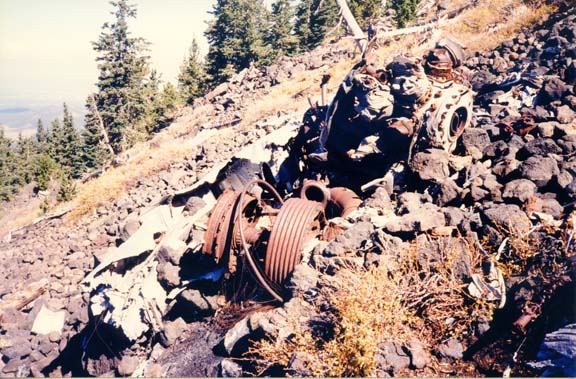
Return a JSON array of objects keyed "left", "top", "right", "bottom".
[
  {"left": 82, "top": 36, "right": 480, "bottom": 342},
  {"left": 203, "top": 179, "right": 361, "bottom": 301}
]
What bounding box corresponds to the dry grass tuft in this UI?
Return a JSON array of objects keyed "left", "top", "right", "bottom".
[{"left": 251, "top": 235, "right": 496, "bottom": 376}]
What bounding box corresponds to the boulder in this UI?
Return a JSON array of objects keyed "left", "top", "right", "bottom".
[
  {"left": 434, "top": 179, "right": 462, "bottom": 206},
  {"left": 322, "top": 221, "right": 374, "bottom": 257},
  {"left": 435, "top": 338, "right": 464, "bottom": 361},
  {"left": 223, "top": 317, "right": 251, "bottom": 355},
  {"left": 160, "top": 318, "right": 187, "bottom": 347},
  {"left": 157, "top": 262, "right": 181, "bottom": 288},
  {"left": 220, "top": 358, "right": 243, "bottom": 377},
  {"left": 179, "top": 289, "right": 218, "bottom": 316},
  {"left": 407, "top": 338, "right": 431, "bottom": 369},
  {"left": 385, "top": 204, "right": 446, "bottom": 234},
  {"left": 538, "top": 77, "right": 570, "bottom": 104},
  {"left": 558, "top": 134, "right": 576, "bottom": 155},
  {"left": 517, "top": 138, "right": 562, "bottom": 159},
  {"left": 409, "top": 149, "right": 451, "bottom": 182},
  {"left": 462, "top": 128, "right": 491, "bottom": 154},
  {"left": 502, "top": 179, "right": 537, "bottom": 204},
  {"left": 556, "top": 104, "right": 576, "bottom": 124},
  {"left": 519, "top": 156, "right": 559, "bottom": 187},
  {"left": 482, "top": 203, "right": 532, "bottom": 234},
  {"left": 375, "top": 341, "right": 410, "bottom": 374},
  {"left": 159, "top": 238, "right": 188, "bottom": 265},
  {"left": 117, "top": 355, "right": 140, "bottom": 377}
]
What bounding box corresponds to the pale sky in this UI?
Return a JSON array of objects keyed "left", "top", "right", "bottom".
[{"left": 0, "top": 0, "right": 215, "bottom": 134}]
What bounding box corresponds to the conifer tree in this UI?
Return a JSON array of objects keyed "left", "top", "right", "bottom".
[
  {"left": 91, "top": 0, "right": 151, "bottom": 153},
  {"left": 391, "top": 0, "right": 419, "bottom": 27},
  {"left": 294, "top": 0, "right": 339, "bottom": 51},
  {"left": 82, "top": 94, "right": 112, "bottom": 170},
  {"left": 268, "top": 0, "right": 299, "bottom": 58},
  {"left": 205, "top": 0, "right": 273, "bottom": 86},
  {"left": 15, "top": 132, "right": 35, "bottom": 184},
  {"left": 152, "top": 82, "right": 180, "bottom": 133},
  {"left": 47, "top": 118, "right": 66, "bottom": 166},
  {"left": 349, "top": 0, "right": 383, "bottom": 29},
  {"left": 61, "top": 103, "right": 85, "bottom": 178},
  {"left": 33, "top": 153, "right": 57, "bottom": 192},
  {"left": 178, "top": 38, "right": 207, "bottom": 104},
  {"left": 36, "top": 119, "right": 48, "bottom": 153},
  {"left": 0, "top": 128, "right": 21, "bottom": 201}
]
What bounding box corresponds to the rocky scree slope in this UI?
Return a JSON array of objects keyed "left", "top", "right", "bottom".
[
  {"left": 1, "top": 5, "right": 576, "bottom": 378},
  {"left": 0, "top": 40, "right": 356, "bottom": 377}
]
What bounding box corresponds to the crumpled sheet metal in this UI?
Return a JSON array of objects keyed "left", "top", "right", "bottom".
[
  {"left": 83, "top": 204, "right": 184, "bottom": 286},
  {"left": 84, "top": 204, "right": 187, "bottom": 342},
  {"left": 89, "top": 261, "right": 166, "bottom": 342},
  {"left": 467, "top": 257, "right": 506, "bottom": 309},
  {"left": 31, "top": 305, "right": 66, "bottom": 336}
]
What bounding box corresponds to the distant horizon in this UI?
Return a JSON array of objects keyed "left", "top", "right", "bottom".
[{"left": 0, "top": 0, "right": 216, "bottom": 137}]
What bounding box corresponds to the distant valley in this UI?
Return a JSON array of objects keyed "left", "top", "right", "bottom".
[{"left": 0, "top": 100, "right": 85, "bottom": 138}]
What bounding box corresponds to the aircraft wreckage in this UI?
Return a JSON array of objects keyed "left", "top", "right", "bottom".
[{"left": 83, "top": 37, "right": 480, "bottom": 342}]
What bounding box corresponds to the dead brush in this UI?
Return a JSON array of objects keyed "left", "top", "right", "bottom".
[
  {"left": 394, "top": 235, "right": 496, "bottom": 344},
  {"left": 493, "top": 219, "right": 573, "bottom": 280},
  {"left": 249, "top": 235, "right": 497, "bottom": 376},
  {"left": 249, "top": 266, "right": 420, "bottom": 377}
]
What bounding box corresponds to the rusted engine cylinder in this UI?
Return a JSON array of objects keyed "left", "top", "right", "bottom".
[
  {"left": 202, "top": 180, "right": 361, "bottom": 302},
  {"left": 264, "top": 198, "right": 324, "bottom": 286}
]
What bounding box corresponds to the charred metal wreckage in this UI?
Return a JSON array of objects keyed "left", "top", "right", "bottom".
[{"left": 83, "top": 37, "right": 476, "bottom": 341}]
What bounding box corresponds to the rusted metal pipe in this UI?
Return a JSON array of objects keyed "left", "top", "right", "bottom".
[
  {"left": 329, "top": 187, "right": 362, "bottom": 218},
  {"left": 301, "top": 180, "right": 331, "bottom": 209}
]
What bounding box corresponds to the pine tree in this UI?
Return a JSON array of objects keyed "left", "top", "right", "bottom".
[
  {"left": 33, "top": 154, "right": 57, "bottom": 192},
  {"left": 349, "top": 0, "right": 383, "bottom": 29},
  {"left": 91, "top": 0, "right": 152, "bottom": 153},
  {"left": 205, "top": 0, "right": 273, "bottom": 86},
  {"left": 151, "top": 82, "right": 180, "bottom": 133},
  {"left": 268, "top": 0, "right": 299, "bottom": 58},
  {"left": 15, "top": 132, "right": 36, "bottom": 184},
  {"left": 47, "top": 118, "right": 66, "bottom": 166},
  {"left": 61, "top": 103, "right": 85, "bottom": 178},
  {"left": 82, "top": 94, "right": 112, "bottom": 170},
  {"left": 0, "top": 128, "right": 21, "bottom": 201},
  {"left": 36, "top": 119, "right": 48, "bottom": 153},
  {"left": 294, "top": 0, "right": 339, "bottom": 51},
  {"left": 391, "top": 0, "right": 419, "bottom": 28},
  {"left": 178, "top": 38, "right": 207, "bottom": 104}
]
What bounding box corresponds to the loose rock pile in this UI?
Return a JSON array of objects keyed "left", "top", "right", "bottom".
[{"left": 216, "top": 7, "right": 576, "bottom": 377}]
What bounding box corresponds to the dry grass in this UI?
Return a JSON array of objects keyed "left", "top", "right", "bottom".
[
  {"left": 445, "top": 0, "right": 557, "bottom": 51},
  {"left": 68, "top": 127, "right": 206, "bottom": 220},
  {"left": 251, "top": 235, "right": 496, "bottom": 376}
]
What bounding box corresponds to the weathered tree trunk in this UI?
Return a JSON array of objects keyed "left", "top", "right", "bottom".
[
  {"left": 90, "top": 94, "right": 115, "bottom": 157},
  {"left": 335, "top": 0, "right": 366, "bottom": 52}
]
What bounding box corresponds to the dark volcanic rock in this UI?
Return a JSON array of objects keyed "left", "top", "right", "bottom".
[
  {"left": 482, "top": 203, "right": 532, "bottom": 234},
  {"left": 409, "top": 149, "right": 450, "bottom": 182},
  {"left": 462, "top": 128, "right": 491, "bottom": 154},
  {"left": 517, "top": 138, "right": 562, "bottom": 159},
  {"left": 519, "top": 156, "right": 559, "bottom": 187},
  {"left": 502, "top": 179, "right": 537, "bottom": 204}
]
